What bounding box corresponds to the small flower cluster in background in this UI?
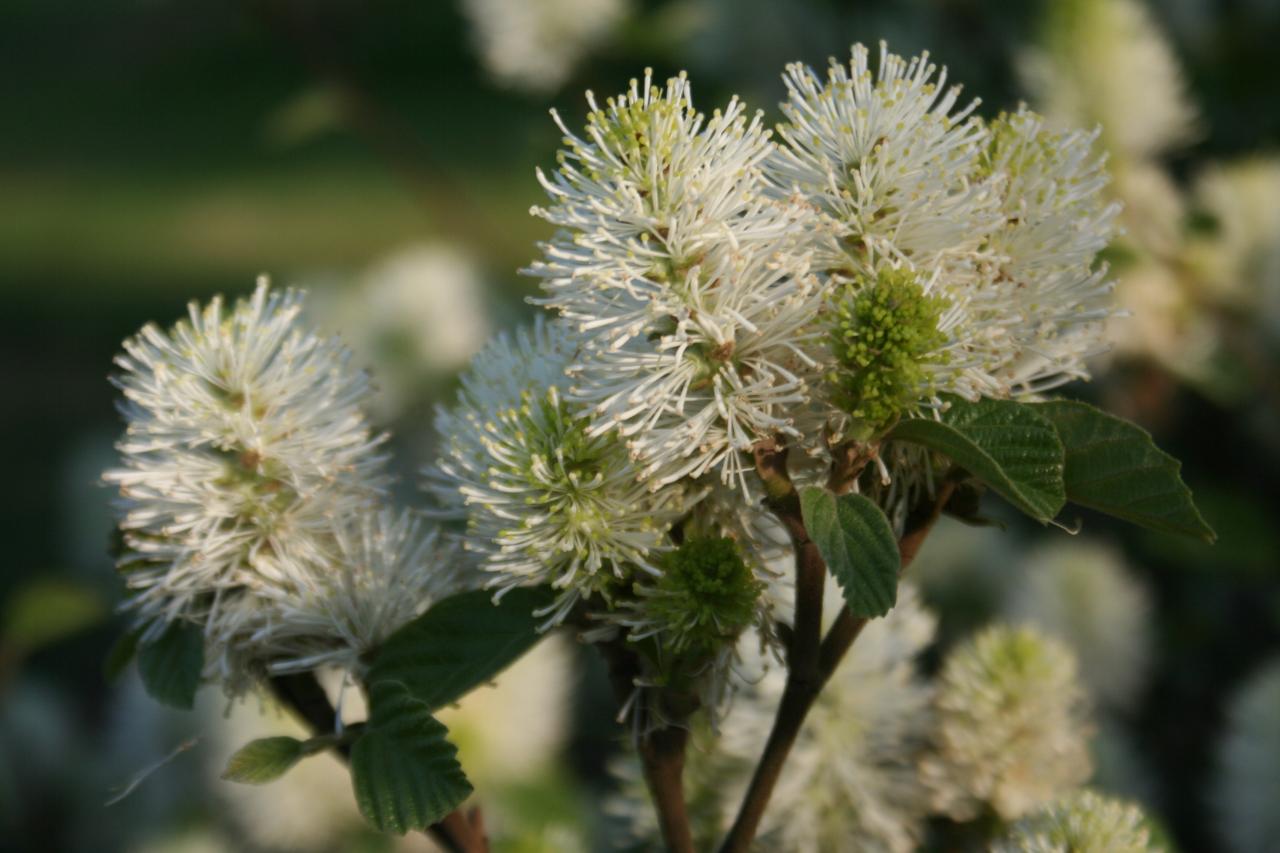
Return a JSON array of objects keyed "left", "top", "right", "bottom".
[{"left": 1023, "top": 0, "right": 1280, "bottom": 411}]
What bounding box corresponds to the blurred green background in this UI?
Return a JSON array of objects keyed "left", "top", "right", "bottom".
[{"left": 3, "top": 0, "right": 1278, "bottom": 851}]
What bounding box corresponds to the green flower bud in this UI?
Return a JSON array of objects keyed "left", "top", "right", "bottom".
[
  {"left": 826, "top": 267, "right": 949, "bottom": 433},
  {"left": 642, "top": 536, "right": 763, "bottom": 658}
]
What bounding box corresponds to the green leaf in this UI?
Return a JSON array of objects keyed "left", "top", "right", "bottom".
[
  {"left": 368, "top": 586, "right": 555, "bottom": 712},
  {"left": 352, "top": 687, "right": 472, "bottom": 834},
  {"left": 137, "top": 621, "right": 203, "bottom": 710},
  {"left": 1033, "top": 400, "right": 1216, "bottom": 543},
  {"left": 223, "top": 737, "right": 308, "bottom": 784},
  {"left": 799, "top": 488, "right": 901, "bottom": 618},
  {"left": 889, "top": 397, "right": 1066, "bottom": 522}
]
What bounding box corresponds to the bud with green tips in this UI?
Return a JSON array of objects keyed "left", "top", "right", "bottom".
[
  {"left": 827, "top": 267, "right": 950, "bottom": 434},
  {"left": 639, "top": 536, "right": 764, "bottom": 659}
]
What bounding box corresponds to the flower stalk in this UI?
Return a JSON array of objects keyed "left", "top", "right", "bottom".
[{"left": 716, "top": 447, "right": 959, "bottom": 853}]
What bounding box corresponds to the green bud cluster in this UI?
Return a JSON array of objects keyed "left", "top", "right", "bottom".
[
  {"left": 645, "top": 536, "right": 763, "bottom": 658},
  {"left": 827, "top": 267, "right": 949, "bottom": 432}
]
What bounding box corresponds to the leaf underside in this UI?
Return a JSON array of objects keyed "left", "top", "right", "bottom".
[
  {"left": 368, "top": 585, "right": 555, "bottom": 712},
  {"left": 223, "top": 736, "right": 307, "bottom": 784},
  {"left": 137, "top": 621, "right": 203, "bottom": 710}
]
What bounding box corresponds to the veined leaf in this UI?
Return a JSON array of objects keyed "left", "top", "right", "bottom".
[
  {"left": 1034, "top": 400, "right": 1215, "bottom": 542},
  {"left": 137, "top": 621, "right": 203, "bottom": 710},
  {"left": 223, "top": 736, "right": 308, "bottom": 784},
  {"left": 367, "top": 586, "right": 554, "bottom": 711},
  {"left": 889, "top": 397, "right": 1066, "bottom": 522},
  {"left": 351, "top": 687, "right": 472, "bottom": 834},
  {"left": 799, "top": 488, "right": 901, "bottom": 618}
]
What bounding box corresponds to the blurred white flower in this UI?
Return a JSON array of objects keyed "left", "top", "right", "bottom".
[
  {"left": 437, "top": 633, "right": 574, "bottom": 786},
  {"left": 1186, "top": 158, "right": 1280, "bottom": 321},
  {"left": 1020, "top": 0, "right": 1197, "bottom": 163},
  {"left": 242, "top": 507, "right": 460, "bottom": 680},
  {"left": 461, "top": 0, "right": 630, "bottom": 93},
  {"left": 992, "top": 789, "right": 1158, "bottom": 853},
  {"left": 718, "top": 584, "right": 938, "bottom": 852},
  {"left": 1111, "top": 163, "right": 1186, "bottom": 259},
  {"left": 1212, "top": 657, "right": 1280, "bottom": 853},
  {"left": 1108, "top": 261, "right": 1219, "bottom": 381},
  {"left": 926, "top": 624, "right": 1093, "bottom": 821},
  {"left": 428, "top": 317, "right": 688, "bottom": 620},
  {"left": 307, "top": 244, "right": 493, "bottom": 419},
  {"left": 1002, "top": 541, "right": 1153, "bottom": 711},
  {"left": 105, "top": 280, "right": 392, "bottom": 690}
]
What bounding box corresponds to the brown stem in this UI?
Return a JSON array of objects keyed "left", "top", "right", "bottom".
[
  {"left": 593, "top": 634, "right": 696, "bottom": 853},
  {"left": 899, "top": 478, "right": 958, "bottom": 568},
  {"left": 825, "top": 439, "right": 874, "bottom": 495},
  {"left": 268, "top": 673, "right": 489, "bottom": 853},
  {"left": 639, "top": 726, "right": 695, "bottom": 853},
  {"left": 717, "top": 463, "right": 958, "bottom": 853},
  {"left": 716, "top": 540, "right": 825, "bottom": 853}
]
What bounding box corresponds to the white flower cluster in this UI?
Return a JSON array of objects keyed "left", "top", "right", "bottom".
[
  {"left": 519, "top": 43, "right": 1116, "bottom": 489},
  {"left": 461, "top": 0, "right": 631, "bottom": 93},
  {"left": 993, "top": 789, "right": 1159, "bottom": 853},
  {"left": 108, "top": 42, "right": 1122, "bottom": 733},
  {"left": 427, "top": 41, "right": 1119, "bottom": 709},
  {"left": 926, "top": 625, "right": 1093, "bottom": 821},
  {"left": 106, "top": 280, "right": 456, "bottom": 691},
  {"left": 429, "top": 318, "right": 690, "bottom": 622},
  {"left": 526, "top": 68, "right": 818, "bottom": 491},
  {"left": 1002, "top": 541, "right": 1153, "bottom": 712}
]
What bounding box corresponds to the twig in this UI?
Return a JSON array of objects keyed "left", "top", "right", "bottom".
[
  {"left": 105, "top": 737, "right": 199, "bottom": 806},
  {"left": 716, "top": 456, "right": 958, "bottom": 853},
  {"left": 594, "top": 637, "right": 697, "bottom": 853},
  {"left": 825, "top": 438, "right": 874, "bottom": 495},
  {"left": 638, "top": 725, "right": 695, "bottom": 853},
  {"left": 268, "top": 673, "right": 489, "bottom": 853}
]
